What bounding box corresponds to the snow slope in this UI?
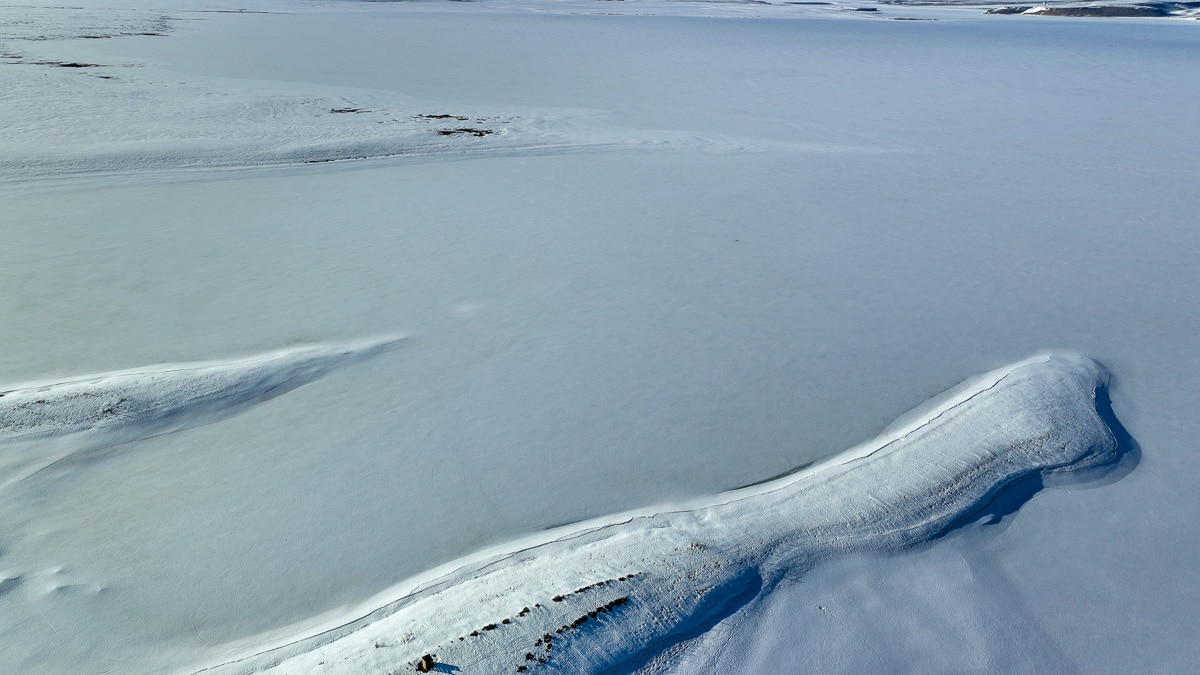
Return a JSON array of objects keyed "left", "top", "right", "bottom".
[
  {"left": 198, "top": 354, "right": 1123, "bottom": 674},
  {"left": 0, "top": 337, "right": 404, "bottom": 485},
  {"left": 2, "top": 1, "right": 1198, "bottom": 673}
]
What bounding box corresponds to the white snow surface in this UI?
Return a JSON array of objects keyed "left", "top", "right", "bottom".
[
  {"left": 2, "top": 1, "right": 1199, "bottom": 673},
  {"left": 0, "top": 2, "right": 853, "bottom": 182},
  {"left": 197, "top": 354, "right": 1119, "bottom": 674}
]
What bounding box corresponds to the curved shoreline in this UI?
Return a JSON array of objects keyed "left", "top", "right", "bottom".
[{"left": 196, "top": 352, "right": 1123, "bottom": 675}]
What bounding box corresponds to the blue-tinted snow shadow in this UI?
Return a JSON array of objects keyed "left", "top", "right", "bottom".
[
  {"left": 936, "top": 381, "right": 1141, "bottom": 540},
  {"left": 647, "top": 376, "right": 1142, "bottom": 672},
  {"left": 608, "top": 567, "right": 764, "bottom": 675}
]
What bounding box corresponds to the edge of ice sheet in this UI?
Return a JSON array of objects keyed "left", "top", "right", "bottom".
[
  {"left": 196, "top": 352, "right": 1124, "bottom": 675},
  {"left": 0, "top": 336, "right": 406, "bottom": 477}
]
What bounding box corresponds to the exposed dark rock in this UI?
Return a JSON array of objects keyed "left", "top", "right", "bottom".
[
  {"left": 436, "top": 128, "right": 493, "bottom": 137},
  {"left": 35, "top": 61, "right": 105, "bottom": 68}
]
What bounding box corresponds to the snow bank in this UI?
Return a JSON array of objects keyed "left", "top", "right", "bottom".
[
  {"left": 198, "top": 353, "right": 1120, "bottom": 675},
  {"left": 0, "top": 336, "right": 404, "bottom": 481}
]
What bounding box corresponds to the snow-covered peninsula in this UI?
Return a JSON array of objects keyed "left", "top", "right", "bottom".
[{"left": 198, "top": 354, "right": 1123, "bottom": 674}]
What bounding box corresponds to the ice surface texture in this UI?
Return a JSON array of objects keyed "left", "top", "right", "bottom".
[{"left": 198, "top": 353, "right": 1123, "bottom": 675}]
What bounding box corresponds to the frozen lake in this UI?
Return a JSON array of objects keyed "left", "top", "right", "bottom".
[{"left": 1, "top": 3, "right": 1198, "bottom": 672}]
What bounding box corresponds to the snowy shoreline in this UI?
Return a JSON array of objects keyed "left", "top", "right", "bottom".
[
  {"left": 195, "top": 353, "right": 1124, "bottom": 674},
  {"left": 0, "top": 2, "right": 844, "bottom": 183},
  {"left": 7, "top": 0, "right": 1190, "bottom": 184}
]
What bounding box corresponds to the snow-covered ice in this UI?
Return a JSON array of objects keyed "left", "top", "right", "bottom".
[
  {"left": 1, "top": 0, "right": 1198, "bottom": 673},
  {"left": 0, "top": 2, "right": 855, "bottom": 182}
]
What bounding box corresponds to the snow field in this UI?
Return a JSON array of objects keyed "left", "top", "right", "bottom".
[{"left": 2, "top": 1, "right": 1197, "bottom": 672}]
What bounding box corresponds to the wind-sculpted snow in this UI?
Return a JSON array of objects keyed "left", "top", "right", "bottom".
[
  {"left": 199, "top": 353, "right": 1121, "bottom": 675},
  {"left": 0, "top": 336, "right": 405, "bottom": 456}
]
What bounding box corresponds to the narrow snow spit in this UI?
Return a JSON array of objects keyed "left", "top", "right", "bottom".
[
  {"left": 199, "top": 353, "right": 1120, "bottom": 675},
  {"left": 0, "top": 336, "right": 405, "bottom": 454}
]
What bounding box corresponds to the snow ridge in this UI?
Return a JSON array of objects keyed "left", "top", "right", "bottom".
[
  {"left": 197, "top": 353, "right": 1122, "bottom": 675},
  {"left": 0, "top": 336, "right": 405, "bottom": 474}
]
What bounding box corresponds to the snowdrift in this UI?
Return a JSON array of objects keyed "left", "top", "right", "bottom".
[
  {"left": 0, "top": 336, "right": 405, "bottom": 481},
  {"left": 198, "top": 353, "right": 1123, "bottom": 675}
]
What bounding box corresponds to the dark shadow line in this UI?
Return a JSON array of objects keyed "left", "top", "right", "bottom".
[
  {"left": 606, "top": 568, "right": 764, "bottom": 675},
  {"left": 928, "top": 380, "right": 1141, "bottom": 543},
  {"left": 1067, "top": 382, "right": 1142, "bottom": 489}
]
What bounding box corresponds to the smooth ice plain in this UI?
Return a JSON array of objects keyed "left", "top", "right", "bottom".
[{"left": 1, "top": 1, "right": 1198, "bottom": 673}]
